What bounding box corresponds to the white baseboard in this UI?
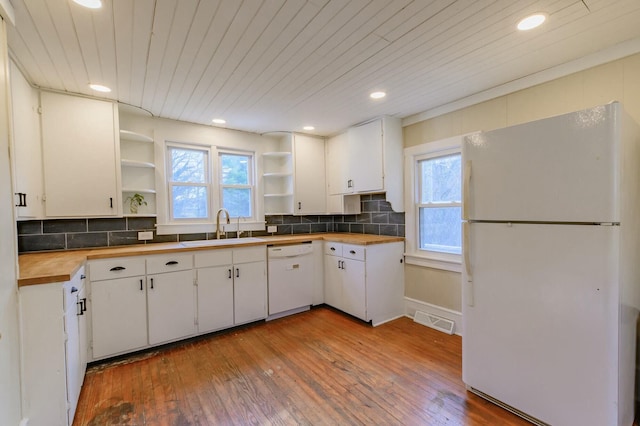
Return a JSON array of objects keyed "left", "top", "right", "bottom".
[{"left": 404, "top": 297, "right": 463, "bottom": 336}]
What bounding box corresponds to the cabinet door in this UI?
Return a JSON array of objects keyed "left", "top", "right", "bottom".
[
  {"left": 196, "top": 266, "right": 234, "bottom": 333},
  {"left": 326, "top": 132, "right": 350, "bottom": 195},
  {"left": 234, "top": 261, "right": 267, "bottom": 324},
  {"left": 10, "top": 61, "right": 44, "bottom": 218},
  {"left": 64, "top": 288, "right": 81, "bottom": 425},
  {"left": 77, "top": 284, "right": 88, "bottom": 379},
  {"left": 348, "top": 120, "right": 383, "bottom": 193},
  {"left": 293, "top": 134, "right": 326, "bottom": 214},
  {"left": 91, "top": 276, "right": 148, "bottom": 359},
  {"left": 341, "top": 258, "right": 366, "bottom": 320},
  {"left": 323, "top": 255, "right": 343, "bottom": 310},
  {"left": 41, "top": 92, "right": 119, "bottom": 217},
  {"left": 147, "top": 270, "right": 196, "bottom": 345}
]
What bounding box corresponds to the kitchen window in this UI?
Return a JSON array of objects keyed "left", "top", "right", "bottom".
[
  {"left": 218, "top": 150, "right": 254, "bottom": 219},
  {"left": 167, "top": 144, "right": 211, "bottom": 221},
  {"left": 404, "top": 135, "right": 463, "bottom": 272}
]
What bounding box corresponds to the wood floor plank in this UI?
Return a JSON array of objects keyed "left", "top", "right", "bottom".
[{"left": 74, "top": 307, "right": 530, "bottom": 425}]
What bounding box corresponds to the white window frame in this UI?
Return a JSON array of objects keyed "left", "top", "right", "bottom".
[
  {"left": 404, "top": 135, "right": 463, "bottom": 272},
  {"left": 217, "top": 148, "right": 257, "bottom": 222},
  {"left": 166, "top": 142, "right": 213, "bottom": 224}
]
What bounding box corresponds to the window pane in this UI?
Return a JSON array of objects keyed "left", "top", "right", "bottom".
[
  {"left": 171, "top": 148, "right": 206, "bottom": 183},
  {"left": 172, "top": 186, "right": 208, "bottom": 219},
  {"left": 221, "top": 154, "right": 249, "bottom": 185},
  {"left": 222, "top": 188, "right": 251, "bottom": 217},
  {"left": 419, "top": 207, "right": 461, "bottom": 254},
  {"left": 419, "top": 154, "right": 461, "bottom": 203}
]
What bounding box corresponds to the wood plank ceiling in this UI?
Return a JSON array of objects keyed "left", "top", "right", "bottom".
[{"left": 7, "top": 0, "right": 640, "bottom": 135}]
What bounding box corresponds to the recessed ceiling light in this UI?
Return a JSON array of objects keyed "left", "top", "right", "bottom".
[
  {"left": 89, "top": 83, "right": 111, "bottom": 92},
  {"left": 517, "top": 13, "right": 547, "bottom": 31},
  {"left": 212, "top": 118, "right": 226, "bottom": 124},
  {"left": 370, "top": 91, "right": 386, "bottom": 99},
  {"left": 72, "top": 0, "right": 102, "bottom": 9},
  {"left": 303, "top": 126, "right": 315, "bottom": 131}
]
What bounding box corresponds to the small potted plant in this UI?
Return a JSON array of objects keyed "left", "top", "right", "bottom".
[{"left": 125, "top": 193, "right": 147, "bottom": 214}]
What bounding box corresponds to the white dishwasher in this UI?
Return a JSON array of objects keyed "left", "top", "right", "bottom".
[{"left": 267, "top": 243, "right": 314, "bottom": 320}]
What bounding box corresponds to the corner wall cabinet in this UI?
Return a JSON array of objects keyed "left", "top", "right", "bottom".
[
  {"left": 41, "top": 91, "right": 120, "bottom": 217},
  {"left": 325, "top": 116, "right": 404, "bottom": 212},
  {"left": 19, "top": 268, "right": 88, "bottom": 426},
  {"left": 119, "top": 129, "right": 156, "bottom": 216}
]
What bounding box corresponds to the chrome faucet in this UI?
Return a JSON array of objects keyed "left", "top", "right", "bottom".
[
  {"left": 236, "top": 216, "right": 243, "bottom": 238},
  {"left": 215, "top": 208, "right": 230, "bottom": 239}
]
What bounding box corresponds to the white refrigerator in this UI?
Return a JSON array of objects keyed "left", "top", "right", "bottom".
[{"left": 462, "top": 102, "right": 640, "bottom": 426}]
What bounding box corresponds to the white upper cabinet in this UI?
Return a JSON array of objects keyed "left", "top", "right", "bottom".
[
  {"left": 9, "top": 61, "right": 44, "bottom": 219},
  {"left": 41, "top": 91, "right": 120, "bottom": 217},
  {"left": 325, "top": 116, "right": 403, "bottom": 212},
  {"left": 348, "top": 120, "right": 384, "bottom": 193},
  {"left": 293, "top": 133, "right": 326, "bottom": 215}
]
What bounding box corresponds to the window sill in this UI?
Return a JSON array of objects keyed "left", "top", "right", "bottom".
[{"left": 404, "top": 253, "right": 461, "bottom": 273}]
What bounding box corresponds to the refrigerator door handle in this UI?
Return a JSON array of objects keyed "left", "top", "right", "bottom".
[
  {"left": 463, "top": 160, "right": 471, "bottom": 220},
  {"left": 463, "top": 221, "right": 474, "bottom": 306}
]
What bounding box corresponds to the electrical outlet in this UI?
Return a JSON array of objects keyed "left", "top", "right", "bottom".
[
  {"left": 138, "top": 231, "right": 153, "bottom": 241},
  {"left": 267, "top": 225, "right": 277, "bottom": 233}
]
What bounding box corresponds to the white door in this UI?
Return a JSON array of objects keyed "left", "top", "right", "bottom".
[
  {"left": 91, "top": 277, "right": 148, "bottom": 359},
  {"left": 147, "top": 270, "right": 196, "bottom": 345},
  {"left": 234, "top": 261, "right": 267, "bottom": 324},
  {"left": 196, "top": 266, "right": 234, "bottom": 333},
  {"left": 326, "top": 133, "right": 350, "bottom": 195},
  {"left": 293, "top": 134, "right": 326, "bottom": 214},
  {"left": 341, "top": 258, "right": 366, "bottom": 320},
  {"left": 323, "top": 255, "right": 342, "bottom": 309},
  {"left": 462, "top": 222, "right": 618, "bottom": 426},
  {"left": 348, "top": 120, "right": 383, "bottom": 193},
  {"left": 64, "top": 291, "right": 81, "bottom": 425},
  {"left": 41, "top": 92, "right": 119, "bottom": 217},
  {"left": 463, "top": 103, "right": 618, "bottom": 222}
]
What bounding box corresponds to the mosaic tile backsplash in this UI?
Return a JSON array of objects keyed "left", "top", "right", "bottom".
[{"left": 17, "top": 194, "right": 404, "bottom": 253}]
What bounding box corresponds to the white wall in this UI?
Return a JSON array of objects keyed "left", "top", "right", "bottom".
[
  {"left": 0, "top": 17, "right": 23, "bottom": 426},
  {"left": 403, "top": 52, "right": 640, "bottom": 312},
  {"left": 119, "top": 112, "right": 280, "bottom": 235}
]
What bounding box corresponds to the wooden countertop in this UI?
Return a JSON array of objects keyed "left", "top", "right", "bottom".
[{"left": 18, "top": 233, "right": 404, "bottom": 287}]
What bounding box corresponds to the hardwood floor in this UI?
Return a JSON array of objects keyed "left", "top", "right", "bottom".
[{"left": 74, "top": 307, "right": 530, "bottom": 425}]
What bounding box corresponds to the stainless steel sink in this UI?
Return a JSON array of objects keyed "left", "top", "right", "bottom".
[{"left": 179, "top": 237, "right": 265, "bottom": 247}]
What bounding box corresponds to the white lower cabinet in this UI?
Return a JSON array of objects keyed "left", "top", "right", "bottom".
[
  {"left": 323, "top": 241, "right": 405, "bottom": 326},
  {"left": 147, "top": 269, "right": 196, "bottom": 345},
  {"left": 19, "top": 267, "right": 87, "bottom": 426},
  {"left": 90, "top": 259, "right": 148, "bottom": 359},
  {"left": 195, "top": 246, "right": 267, "bottom": 329}
]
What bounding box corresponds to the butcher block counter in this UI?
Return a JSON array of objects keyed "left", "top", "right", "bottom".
[{"left": 18, "top": 233, "right": 404, "bottom": 287}]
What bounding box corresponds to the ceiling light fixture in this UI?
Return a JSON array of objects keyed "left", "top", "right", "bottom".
[
  {"left": 370, "top": 91, "right": 386, "bottom": 99},
  {"left": 72, "top": 0, "right": 102, "bottom": 9},
  {"left": 517, "top": 13, "right": 547, "bottom": 31},
  {"left": 89, "top": 83, "right": 111, "bottom": 92},
  {"left": 303, "top": 126, "right": 315, "bottom": 131},
  {"left": 212, "top": 118, "right": 226, "bottom": 124}
]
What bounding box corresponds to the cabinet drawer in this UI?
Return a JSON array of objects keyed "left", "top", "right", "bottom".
[
  {"left": 194, "top": 249, "right": 233, "bottom": 268},
  {"left": 89, "top": 257, "right": 145, "bottom": 281},
  {"left": 146, "top": 253, "right": 192, "bottom": 274},
  {"left": 342, "top": 244, "right": 365, "bottom": 261},
  {"left": 324, "top": 241, "right": 342, "bottom": 257},
  {"left": 233, "top": 246, "right": 266, "bottom": 264}
]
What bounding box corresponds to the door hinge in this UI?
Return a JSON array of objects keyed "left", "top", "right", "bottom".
[
  {"left": 37, "top": 106, "right": 42, "bottom": 114},
  {"left": 193, "top": 278, "right": 198, "bottom": 286}
]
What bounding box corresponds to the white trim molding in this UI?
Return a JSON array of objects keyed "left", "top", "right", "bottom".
[{"left": 405, "top": 297, "right": 463, "bottom": 336}]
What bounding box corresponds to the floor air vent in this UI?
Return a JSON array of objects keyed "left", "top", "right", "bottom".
[{"left": 413, "top": 311, "right": 455, "bottom": 335}]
